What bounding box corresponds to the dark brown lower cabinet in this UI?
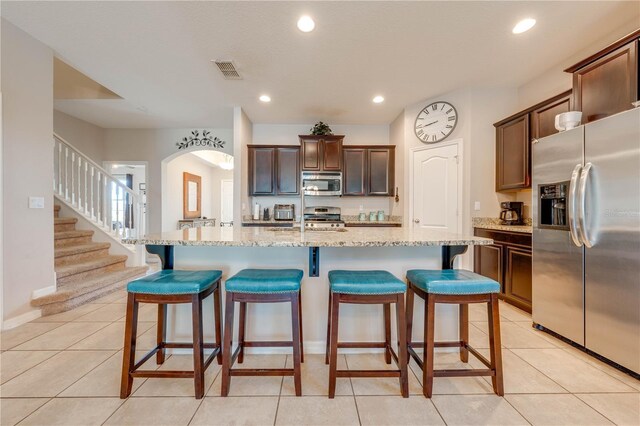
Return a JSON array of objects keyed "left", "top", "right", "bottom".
[{"left": 474, "top": 228, "right": 532, "bottom": 313}]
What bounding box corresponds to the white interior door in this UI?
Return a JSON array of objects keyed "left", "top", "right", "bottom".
[
  {"left": 220, "top": 179, "right": 234, "bottom": 223},
  {"left": 412, "top": 143, "right": 460, "bottom": 232}
]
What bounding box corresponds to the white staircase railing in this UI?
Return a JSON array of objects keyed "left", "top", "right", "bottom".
[{"left": 53, "top": 133, "right": 145, "bottom": 243}]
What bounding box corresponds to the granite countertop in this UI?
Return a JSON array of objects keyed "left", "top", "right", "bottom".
[
  {"left": 124, "top": 226, "right": 492, "bottom": 248},
  {"left": 472, "top": 217, "right": 532, "bottom": 234}
]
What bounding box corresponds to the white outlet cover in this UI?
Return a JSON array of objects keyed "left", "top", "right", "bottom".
[
  {"left": 474, "top": 201, "right": 481, "bottom": 211},
  {"left": 29, "top": 196, "right": 45, "bottom": 209}
]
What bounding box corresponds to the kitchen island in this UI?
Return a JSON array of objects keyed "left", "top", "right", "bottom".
[{"left": 125, "top": 227, "right": 492, "bottom": 353}]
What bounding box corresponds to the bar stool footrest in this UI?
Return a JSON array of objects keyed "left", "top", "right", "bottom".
[
  {"left": 337, "top": 369, "right": 401, "bottom": 378},
  {"left": 230, "top": 368, "right": 295, "bottom": 376}
]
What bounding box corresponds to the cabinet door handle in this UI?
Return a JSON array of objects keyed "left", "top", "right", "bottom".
[{"left": 414, "top": 219, "right": 420, "bottom": 223}]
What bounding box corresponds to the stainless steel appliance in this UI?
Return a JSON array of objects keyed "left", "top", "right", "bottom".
[
  {"left": 499, "top": 201, "right": 524, "bottom": 225},
  {"left": 302, "top": 171, "right": 342, "bottom": 196},
  {"left": 532, "top": 108, "right": 640, "bottom": 374},
  {"left": 303, "top": 206, "right": 345, "bottom": 229},
  {"left": 273, "top": 204, "right": 295, "bottom": 221}
]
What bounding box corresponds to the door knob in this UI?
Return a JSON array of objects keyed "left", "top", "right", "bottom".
[{"left": 414, "top": 219, "right": 420, "bottom": 223}]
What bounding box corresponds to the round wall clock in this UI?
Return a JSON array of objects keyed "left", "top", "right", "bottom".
[{"left": 414, "top": 101, "right": 458, "bottom": 143}]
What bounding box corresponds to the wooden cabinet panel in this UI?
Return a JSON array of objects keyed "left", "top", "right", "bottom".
[
  {"left": 323, "top": 138, "right": 342, "bottom": 171},
  {"left": 343, "top": 148, "right": 367, "bottom": 196},
  {"left": 301, "top": 137, "right": 321, "bottom": 171},
  {"left": 248, "top": 147, "right": 275, "bottom": 195},
  {"left": 368, "top": 148, "right": 394, "bottom": 196},
  {"left": 276, "top": 147, "right": 300, "bottom": 195},
  {"left": 474, "top": 244, "right": 503, "bottom": 286},
  {"left": 505, "top": 246, "right": 533, "bottom": 311},
  {"left": 474, "top": 228, "right": 532, "bottom": 313},
  {"left": 531, "top": 92, "right": 571, "bottom": 139},
  {"left": 496, "top": 114, "right": 530, "bottom": 191},
  {"left": 572, "top": 40, "right": 638, "bottom": 123}
]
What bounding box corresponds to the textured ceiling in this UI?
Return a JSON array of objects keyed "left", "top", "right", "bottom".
[{"left": 2, "top": 1, "right": 639, "bottom": 128}]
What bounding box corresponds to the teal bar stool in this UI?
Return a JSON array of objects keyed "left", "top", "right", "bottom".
[
  {"left": 326, "top": 270, "right": 409, "bottom": 398},
  {"left": 120, "top": 270, "right": 223, "bottom": 399},
  {"left": 405, "top": 269, "right": 503, "bottom": 398},
  {"left": 221, "top": 269, "right": 304, "bottom": 397}
]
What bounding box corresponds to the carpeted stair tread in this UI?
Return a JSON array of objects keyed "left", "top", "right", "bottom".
[
  {"left": 55, "top": 242, "right": 111, "bottom": 258},
  {"left": 33, "top": 266, "right": 148, "bottom": 308},
  {"left": 55, "top": 254, "right": 128, "bottom": 279},
  {"left": 54, "top": 217, "right": 77, "bottom": 225},
  {"left": 55, "top": 229, "right": 94, "bottom": 240}
]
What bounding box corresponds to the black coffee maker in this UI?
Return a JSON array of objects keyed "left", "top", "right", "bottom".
[{"left": 499, "top": 201, "right": 524, "bottom": 225}]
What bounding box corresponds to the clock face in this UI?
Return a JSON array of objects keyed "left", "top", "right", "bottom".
[{"left": 414, "top": 101, "right": 458, "bottom": 143}]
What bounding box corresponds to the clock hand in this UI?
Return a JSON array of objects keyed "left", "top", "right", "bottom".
[{"left": 424, "top": 120, "right": 438, "bottom": 127}]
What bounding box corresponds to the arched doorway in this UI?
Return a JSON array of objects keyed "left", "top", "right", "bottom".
[{"left": 161, "top": 150, "right": 234, "bottom": 231}]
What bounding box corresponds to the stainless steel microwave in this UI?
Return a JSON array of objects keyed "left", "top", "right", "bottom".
[{"left": 301, "top": 171, "right": 342, "bottom": 196}]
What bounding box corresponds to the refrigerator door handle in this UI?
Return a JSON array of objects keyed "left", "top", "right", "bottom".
[
  {"left": 568, "top": 163, "right": 583, "bottom": 247},
  {"left": 577, "top": 162, "right": 595, "bottom": 248}
]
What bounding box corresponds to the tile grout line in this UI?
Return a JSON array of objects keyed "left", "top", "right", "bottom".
[
  {"left": 9, "top": 397, "right": 53, "bottom": 426},
  {"left": 272, "top": 354, "right": 287, "bottom": 426},
  {"left": 343, "top": 354, "right": 363, "bottom": 426},
  {"left": 573, "top": 392, "right": 635, "bottom": 425}
]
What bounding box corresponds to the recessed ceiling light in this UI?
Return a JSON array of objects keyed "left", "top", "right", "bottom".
[
  {"left": 512, "top": 18, "right": 536, "bottom": 34},
  {"left": 372, "top": 95, "right": 385, "bottom": 104},
  {"left": 259, "top": 95, "right": 271, "bottom": 103},
  {"left": 297, "top": 15, "right": 315, "bottom": 32}
]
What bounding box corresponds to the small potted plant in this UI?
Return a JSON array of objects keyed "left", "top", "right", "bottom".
[{"left": 310, "top": 121, "right": 333, "bottom": 136}]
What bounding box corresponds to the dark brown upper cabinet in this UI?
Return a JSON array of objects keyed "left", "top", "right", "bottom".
[
  {"left": 342, "top": 146, "right": 395, "bottom": 196},
  {"left": 531, "top": 91, "right": 572, "bottom": 140},
  {"left": 494, "top": 90, "right": 572, "bottom": 192},
  {"left": 248, "top": 145, "right": 300, "bottom": 196},
  {"left": 367, "top": 147, "right": 395, "bottom": 196},
  {"left": 299, "top": 135, "right": 343, "bottom": 171},
  {"left": 343, "top": 147, "right": 367, "bottom": 196},
  {"left": 495, "top": 114, "right": 530, "bottom": 192},
  {"left": 248, "top": 146, "right": 276, "bottom": 195},
  {"left": 566, "top": 30, "right": 639, "bottom": 124},
  {"left": 276, "top": 147, "right": 300, "bottom": 195}
]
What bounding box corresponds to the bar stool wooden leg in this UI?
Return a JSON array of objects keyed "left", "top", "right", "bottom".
[
  {"left": 328, "top": 293, "right": 340, "bottom": 399},
  {"left": 406, "top": 284, "right": 414, "bottom": 347},
  {"left": 221, "top": 293, "right": 235, "bottom": 397},
  {"left": 156, "top": 303, "right": 167, "bottom": 364},
  {"left": 213, "top": 285, "right": 223, "bottom": 365},
  {"left": 459, "top": 303, "right": 469, "bottom": 363},
  {"left": 192, "top": 294, "right": 205, "bottom": 399},
  {"left": 291, "top": 293, "right": 303, "bottom": 396},
  {"left": 423, "top": 294, "right": 436, "bottom": 398},
  {"left": 487, "top": 294, "right": 504, "bottom": 396},
  {"left": 298, "top": 291, "right": 304, "bottom": 363},
  {"left": 396, "top": 294, "right": 409, "bottom": 398},
  {"left": 384, "top": 303, "right": 392, "bottom": 364},
  {"left": 120, "top": 293, "right": 139, "bottom": 398},
  {"left": 325, "top": 290, "right": 332, "bottom": 365},
  {"left": 238, "top": 302, "right": 246, "bottom": 364}
]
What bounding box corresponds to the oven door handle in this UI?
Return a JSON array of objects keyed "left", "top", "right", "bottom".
[{"left": 568, "top": 163, "right": 583, "bottom": 247}]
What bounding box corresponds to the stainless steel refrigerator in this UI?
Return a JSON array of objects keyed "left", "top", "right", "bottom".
[{"left": 532, "top": 107, "right": 640, "bottom": 374}]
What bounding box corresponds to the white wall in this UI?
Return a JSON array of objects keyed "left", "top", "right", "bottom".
[
  {"left": 1, "top": 19, "right": 54, "bottom": 324},
  {"left": 250, "top": 123, "right": 394, "bottom": 217},
  {"left": 103, "top": 128, "right": 233, "bottom": 234},
  {"left": 53, "top": 110, "right": 105, "bottom": 164},
  {"left": 401, "top": 87, "right": 520, "bottom": 233},
  {"left": 389, "top": 112, "right": 405, "bottom": 217},
  {"left": 233, "top": 107, "right": 252, "bottom": 225}
]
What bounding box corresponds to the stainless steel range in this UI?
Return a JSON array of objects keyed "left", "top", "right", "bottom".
[{"left": 303, "top": 206, "right": 345, "bottom": 229}]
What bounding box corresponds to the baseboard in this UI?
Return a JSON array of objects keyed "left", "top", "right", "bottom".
[
  {"left": 32, "top": 285, "right": 57, "bottom": 299},
  {"left": 2, "top": 309, "right": 42, "bottom": 330}
]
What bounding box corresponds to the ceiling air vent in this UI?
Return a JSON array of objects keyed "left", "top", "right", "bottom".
[{"left": 213, "top": 60, "right": 242, "bottom": 80}]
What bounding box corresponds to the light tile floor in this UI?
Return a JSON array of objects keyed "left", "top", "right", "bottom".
[{"left": 1, "top": 293, "right": 638, "bottom": 425}]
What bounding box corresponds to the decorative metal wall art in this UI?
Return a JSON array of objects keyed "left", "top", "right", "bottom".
[{"left": 176, "top": 130, "right": 226, "bottom": 150}]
